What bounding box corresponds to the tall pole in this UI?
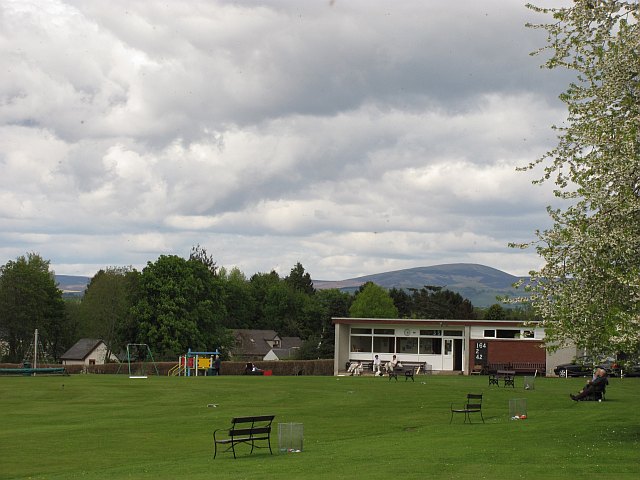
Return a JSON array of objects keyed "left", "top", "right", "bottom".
[{"left": 34, "top": 329, "right": 38, "bottom": 374}]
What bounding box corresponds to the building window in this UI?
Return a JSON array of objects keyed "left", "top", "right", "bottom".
[
  {"left": 496, "top": 329, "right": 520, "bottom": 339},
  {"left": 420, "top": 329, "right": 441, "bottom": 336},
  {"left": 350, "top": 336, "right": 372, "bottom": 352},
  {"left": 443, "top": 330, "right": 463, "bottom": 337},
  {"left": 373, "top": 336, "right": 395, "bottom": 353},
  {"left": 484, "top": 329, "right": 496, "bottom": 338},
  {"left": 522, "top": 330, "right": 535, "bottom": 338},
  {"left": 374, "top": 328, "right": 394, "bottom": 335},
  {"left": 419, "top": 338, "right": 442, "bottom": 355},
  {"left": 351, "top": 328, "right": 371, "bottom": 335},
  {"left": 397, "top": 337, "right": 418, "bottom": 354},
  {"left": 89, "top": 359, "right": 96, "bottom": 365}
]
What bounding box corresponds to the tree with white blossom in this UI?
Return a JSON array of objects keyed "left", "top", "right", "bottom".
[{"left": 512, "top": 1, "right": 640, "bottom": 359}]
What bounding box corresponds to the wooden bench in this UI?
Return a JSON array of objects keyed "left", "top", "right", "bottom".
[
  {"left": 487, "top": 362, "right": 546, "bottom": 375},
  {"left": 213, "top": 415, "right": 275, "bottom": 459},
  {"left": 509, "top": 362, "right": 546, "bottom": 375},
  {"left": 450, "top": 393, "right": 484, "bottom": 424},
  {"left": 489, "top": 370, "right": 515, "bottom": 388},
  {"left": 388, "top": 365, "right": 415, "bottom": 382}
]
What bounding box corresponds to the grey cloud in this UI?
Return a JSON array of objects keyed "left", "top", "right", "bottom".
[{"left": 0, "top": 0, "right": 572, "bottom": 279}]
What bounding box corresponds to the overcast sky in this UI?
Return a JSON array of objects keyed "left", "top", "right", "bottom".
[{"left": 1, "top": 0, "right": 574, "bottom": 281}]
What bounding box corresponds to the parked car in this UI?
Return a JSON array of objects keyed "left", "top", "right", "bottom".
[
  {"left": 618, "top": 362, "right": 640, "bottom": 377},
  {"left": 553, "top": 356, "right": 618, "bottom": 378}
]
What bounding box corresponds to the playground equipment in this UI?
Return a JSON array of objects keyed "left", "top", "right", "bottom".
[
  {"left": 0, "top": 329, "right": 66, "bottom": 376},
  {"left": 125, "top": 344, "right": 159, "bottom": 378},
  {"left": 169, "top": 348, "right": 221, "bottom": 376}
]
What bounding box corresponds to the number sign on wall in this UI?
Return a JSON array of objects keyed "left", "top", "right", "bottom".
[{"left": 474, "top": 341, "right": 488, "bottom": 365}]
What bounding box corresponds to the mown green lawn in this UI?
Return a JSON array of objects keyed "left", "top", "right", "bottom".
[{"left": 1, "top": 373, "right": 638, "bottom": 479}]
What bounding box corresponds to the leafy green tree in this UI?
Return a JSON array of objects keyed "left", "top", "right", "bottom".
[
  {"left": 285, "top": 262, "right": 315, "bottom": 295},
  {"left": 218, "top": 267, "right": 256, "bottom": 328},
  {"left": 514, "top": 1, "right": 640, "bottom": 356},
  {"left": 248, "top": 271, "right": 300, "bottom": 335},
  {"left": 484, "top": 304, "right": 507, "bottom": 320},
  {"left": 314, "top": 288, "right": 352, "bottom": 357},
  {"left": 189, "top": 244, "right": 218, "bottom": 275},
  {"left": 410, "top": 286, "right": 476, "bottom": 320},
  {"left": 349, "top": 282, "right": 398, "bottom": 318},
  {"left": 77, "top": 267, "right": 138, "bottom": 359},
  {"left": 389, "top": 287, "right": 412, "bottom": 318},
  {"left": 132, "top": 255, "right": 229, "bottom": 360},
  {"left": 0, "top": 253, "right": 67, "bottom": 362}
]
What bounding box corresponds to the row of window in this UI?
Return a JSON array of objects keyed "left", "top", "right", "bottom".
[
  {"left": 351, "top": 328, "right": 463, "bottom": 337},
  {"left": 483, "top": 329, "right": 535, "bottom": 339},
  {"left": 350, "top": 335, "right": 446, "bottom": 354},
  {"left": 349, "top": 327, "right": 536, "bottom": 355}
]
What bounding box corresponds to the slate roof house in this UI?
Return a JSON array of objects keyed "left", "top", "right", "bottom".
[
  {"left": 60, "top": 339, "right": 118, "bottom": 366},
  {"left": 231, "top": 329, "right": 302, "bottom": 361}
]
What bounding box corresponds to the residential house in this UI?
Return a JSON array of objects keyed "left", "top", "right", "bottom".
[
  {"left": 60, "top": 339, "right": 118, "bottom": 366},
  {"left": 231, "top": 329, "right": 302, "bottom": 361},
  {"left": 263, "top": 336, "right": 304, "bottom": 360}
]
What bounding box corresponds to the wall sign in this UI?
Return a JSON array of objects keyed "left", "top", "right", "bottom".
[{"left": 474, "top": 341, "right": 488, "bottom": 365}]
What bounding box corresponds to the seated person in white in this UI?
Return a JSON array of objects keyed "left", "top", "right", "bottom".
[
  {"left": 385, "top": 355, "right": 402, "bottom": 372},
  {"left": 372, "top": 355, "right": 382, "bottom": 376},
  {"left": 347, "top": 361, "right": 363, "bottom": 375}
]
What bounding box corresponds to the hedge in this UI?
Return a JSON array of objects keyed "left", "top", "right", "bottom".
[{"left": 0, "top": 359, "right": 334, "bottom": 376}]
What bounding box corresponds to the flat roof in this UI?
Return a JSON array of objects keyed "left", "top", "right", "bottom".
[{"left": 331, "top": 317, "right": 539, "bottom": 328}]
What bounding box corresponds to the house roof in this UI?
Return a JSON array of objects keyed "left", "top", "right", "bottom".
[
  {"left": 268, "top": 348, "right": 297, "bottom": 360},
  {"left": 232, "top": 329, "right": 279, "bottom": 356},
  {"left": 280, "top": 337, "right": 303, "bottom": 349},
  {"left": 60, "top": 339, "right": 104, "bottom": 360}
]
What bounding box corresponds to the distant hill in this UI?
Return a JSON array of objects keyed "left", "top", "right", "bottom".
[
  {"left": 54, "top": 263, "right": 528, "bottom": 307},
  {"left": 312, "top": 263, "right": 528, "bottom": 307},
  {"left": 55, "top": 275, "right": 90, "bottom": 297}
]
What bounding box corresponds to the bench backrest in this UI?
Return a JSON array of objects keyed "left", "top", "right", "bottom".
[
  {"left": 229, "top": 415, "right": 275, "bottom": 435},
  {"left": 466, "top": 393, "right": 483, "bottom": 409}
]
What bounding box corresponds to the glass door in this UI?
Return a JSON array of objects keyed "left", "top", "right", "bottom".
[{"left": 442, "top": 338, "right": 454, "bottom": 370}]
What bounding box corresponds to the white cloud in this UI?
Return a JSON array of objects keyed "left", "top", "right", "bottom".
[{"left": 0, "top": 0, "right": 573, "bottom": 279}]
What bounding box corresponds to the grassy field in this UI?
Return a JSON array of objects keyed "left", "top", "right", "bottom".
[{"left": 1, "top": 373, "right": 639, "bottom": 479}]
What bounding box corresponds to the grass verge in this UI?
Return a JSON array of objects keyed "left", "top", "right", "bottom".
[{"left": 1, "top": 374, "right": 639, "bottom": 479}]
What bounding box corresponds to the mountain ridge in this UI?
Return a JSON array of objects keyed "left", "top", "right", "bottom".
[
  {"left": 312, "top": 263, "right": 527, "bottom": 307},
  {"left": 54, "top": 263, "right": 528, "bottom": 306}
]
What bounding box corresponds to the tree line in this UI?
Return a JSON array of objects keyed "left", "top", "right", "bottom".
[{"left": 0, "top": 249, "right": 532, "bottom": 363}]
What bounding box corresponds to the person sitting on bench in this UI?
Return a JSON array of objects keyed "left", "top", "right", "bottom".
[
  {"left": 372, "top": 355, "right": 382, "bottom": 376},
  {"left": 385, "top": 355, "right": 402, "bottom": 373},
  {"left": 570, "top": 368, "right": 608, "bottom": 401},
  {"left": 347, "top": 361, "right": 363, "bottom": 376},
  {"left": 245, "top": 362, "right": 263, "bottom": 375}
]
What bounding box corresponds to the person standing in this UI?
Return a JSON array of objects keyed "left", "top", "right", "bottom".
[{"left": 213, "top": 355, "right": 221, "bottom": 375}]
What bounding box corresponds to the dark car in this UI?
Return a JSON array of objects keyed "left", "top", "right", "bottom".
[
  {"left": 553, "top": 356, "right": 618, "bottom": 378},
  {"left": 619, "top": 363, "right": 640, "bottom": 377}
]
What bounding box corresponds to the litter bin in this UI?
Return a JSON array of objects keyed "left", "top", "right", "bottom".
[
  {"left": 524, "top": 376, "right": 535, "bottom": 390},
  {"left": 278, "top": 423, "right": 303, "bottom": 453},
  {"left": 509, "top": 398, "right": 527, "bottom": 419}
]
